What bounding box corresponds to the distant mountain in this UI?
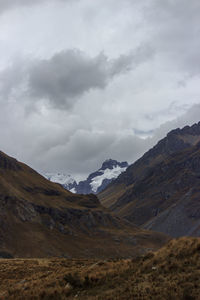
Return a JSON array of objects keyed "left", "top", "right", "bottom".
[
  {"left": 76, "top": 159, "right": 128, "bottom": 194},
  {"left": 0, "top": 151, "right": 167, "bottom": 258},
  {"left": 44, "top": 172, "right": 78, "bottom": 192},
  {"left": 99, "top": 122, "right": 200, "bottom": 237},
  {"left": 44, "top": 159, "right": 128, "bottom": 194}
]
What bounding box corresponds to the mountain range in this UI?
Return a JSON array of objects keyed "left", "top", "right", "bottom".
[
  {"left": 44, "top": 159, "right": 128, "bottom": 194},
  {"left": 1, "top": 121, "right": 200, "bottom": 259},
  {"left": 0, "top": 151, "right": 166, "bottom": 258},
  {"left": 99, "top": 122, "right": 200, "bottom": 237}
]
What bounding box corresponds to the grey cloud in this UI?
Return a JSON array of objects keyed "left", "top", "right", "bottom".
[
  {"left": 0, "top": 0, "right": 71, "bottom": 14},
  {"left": 29, "top": 48, "right": 149, "bottom": 108},
  {"left": 144, "top": 0, "right": 200, "bottom": 75},
  {"left": 0, "top": 0, "right": 200, "bottom": 181},
  {"left": 0, "top": 60, "right": 28, "bottom": 101},
  {"left": 29, "top": 51, "right": 109, "bottom": 108},
  {"left": 151, "top": 103, "right": 200, "bottom": 142},
  {"left": 32, "top": 104, "right": 200, "bottom": 179},
  {"left": 32, "top": 128, "right": 146, "bottom": 179},
  {"left": 0, "top": 0, "right": 44, "bottom": 13},
  {"left": 109, "top": 45, "right": 154, "bottom": 77},
  {"left": 133, "top": 129, "right": 155, "bottom": 137},
  {"left": 1, "top": 47, "right": 151, "bottom": 109},
  {"left": 1, "top": 96, "right": 200, "bottom": 181}
]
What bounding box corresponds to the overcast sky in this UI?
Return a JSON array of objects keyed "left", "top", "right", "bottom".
[{"left": 0, "top": 0, "right": 200, "bottom": 180}]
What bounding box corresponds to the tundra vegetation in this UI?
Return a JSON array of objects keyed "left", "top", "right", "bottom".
[{"left": 0, "top": 237, "right": 199, "bottom": 300}]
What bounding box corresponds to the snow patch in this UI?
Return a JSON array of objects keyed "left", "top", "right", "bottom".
[
  {"left": 44, "top": 172, "right": 75, "bottom": 185},
  {"left": 90, "top": 166, "right": 126, "bottom": 192}
]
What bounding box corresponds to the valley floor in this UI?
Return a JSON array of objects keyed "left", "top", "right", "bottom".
[{"left": 0, "top": 237, "right": 199, "bottom": 300}]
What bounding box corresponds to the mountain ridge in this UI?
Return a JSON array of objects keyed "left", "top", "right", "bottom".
[
  {"left": 0, "top": 150, "right": 167, "bottom": 258},
  {"left": 44, "top": 159, "right": 128, "bottom": 194},
  {"left": 99, "top": 122, "right": 200, "bottom": 237}
]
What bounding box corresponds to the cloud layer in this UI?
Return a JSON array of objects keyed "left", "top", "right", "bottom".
[
  {"left": 0, "top": 0, "right": 199, "bottom": 180},
  {"left": 29, "top": 48, "right": 149, "bottom": 108},
  {"left": 0, "top": 46, "right": 152, "bottom": 109},
  {"left": 0, "top": 0, "right": 69, "bottom": 14}
]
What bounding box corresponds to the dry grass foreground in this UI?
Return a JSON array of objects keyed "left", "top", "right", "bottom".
[{"left": 0, "top": 237, "right": 199, "bottom": 300}]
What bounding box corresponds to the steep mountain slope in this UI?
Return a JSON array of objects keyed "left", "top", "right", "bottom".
[
  {"left": 0, "top": 151, "right": 167, "bottom": 258},
  {"left": 99, "top": 122, "right": 200, "bottom": 237},
  {"left": 44, "top": 159, "right": 128, "bottom": 194}
]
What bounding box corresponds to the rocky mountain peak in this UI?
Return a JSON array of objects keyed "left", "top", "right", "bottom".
[
  {"left": 107, "top": 123, "right": 200, "bottom": 189},
  {"left": 101, "top": 159, "right": 128, "bottom": 170},
  {"left": 99, "top": 121, "right": 200, "bottom": 238},
  {"left": 180, "top": 121, "right": 200, "bottom": 135},
  {"left": 167, "top": 121, "right": 200, "bottom": 137},
  {"left": 44, "top": 159, "right": 128, "bottom": 195},
  {"left": 76, "top": 159, "right": 129, "bottom": 194},
  {"left": 142, "top": 122, "right": 200, "bottom": 162}
]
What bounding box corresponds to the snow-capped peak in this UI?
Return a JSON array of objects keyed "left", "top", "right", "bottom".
[
  {"left": 44, "top": 172, "right": 76, "bottom": 186},
  {"left": 42, "top": 159, "right": 128, "bottom": 195},
  {"left": 90, "top": 165, "right": 127, "bottom": 193}
]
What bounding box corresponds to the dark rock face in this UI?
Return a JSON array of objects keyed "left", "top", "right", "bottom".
[
  {"left": 99, "top": 122, "right": 200, "bottom": 238},
  {"left": 101, "top": 159, "right": 128, "bottom": 170},
  {"left": 75, "top": 180, "right": 91, "bottom": 194},
  {"left": 63, "top": 181, "right": 78, "bottom": 191},
  {"left": 97, "top": 178, "right": 113, "bottom": 194}
]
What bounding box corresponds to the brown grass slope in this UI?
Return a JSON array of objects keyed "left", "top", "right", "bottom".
[
  {"left": 99, "top": 123, "right": 200, "bottom": 237},
  {"left": 0, "top": 237, "right": 199, "bottom": 299},
  {"left": 0, "top": 151, "right": 168, "bottom": 258}
]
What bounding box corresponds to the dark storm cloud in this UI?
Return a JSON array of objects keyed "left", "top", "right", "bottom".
[
  {"left": 29, "top": 50, "right": 109, "bottom": 108},
  {"left": 0, "top": 47, "right": 153, "bottom": 109},
  {"left": 29, "top": 48, "right": 153, "bottom": 108}
]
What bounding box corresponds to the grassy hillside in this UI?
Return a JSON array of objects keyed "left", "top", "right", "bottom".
[
  {"left": 0, "top": 237, "right": 199, "bottom": 299},
  {"left": 0, "top": 150, "right": 168, "bottom": 258}
]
